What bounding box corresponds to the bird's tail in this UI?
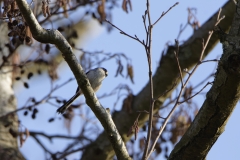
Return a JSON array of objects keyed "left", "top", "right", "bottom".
[{"left": 57, "top": 92, "right": 81, "bottom": 114}]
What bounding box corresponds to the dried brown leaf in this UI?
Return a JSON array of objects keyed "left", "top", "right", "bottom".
[
  {"left": 122, "top": 0, "right": 132, "bottom": 13},
  {"left": 97, "top": 0, "right": 106, "bottom": 21},
  {"left": 42, "top": 1, "right": 47, "bottom": 17},
  {"left": 122, "top": 93, "right": 133, "bottom": 113},
  {"left": 46, "top": 5, "right": 51, "bottom": 17},
  {"left": 25, "top": 26, "right": 33, "bottom": 45},
  {"left": 126, "top": 64, "right": 134, "bottom": 84}
]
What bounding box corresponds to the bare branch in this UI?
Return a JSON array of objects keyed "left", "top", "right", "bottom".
[
  {"left": 146, "top": 8, "right": 225, "bottom": 159},
  {"left": 152, "top": 2, "right": 179, "bottom": 26},
  {"left": 174, "top": 40, "right": 184, "bottom": 87},
  {"left": 179, "top": 82, "right": 213, "bottom": 104},
  {"left": 105, "top": 19, "right": 145, "bottom": 46}
]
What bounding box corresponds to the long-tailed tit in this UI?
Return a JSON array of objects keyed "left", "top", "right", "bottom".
[{"left": 57, "top": 67, "right": 108, "bottom": 114}]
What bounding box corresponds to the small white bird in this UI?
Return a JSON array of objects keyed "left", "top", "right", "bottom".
[{"left": 57, "top": 67, "right": 108, "bottom": 114}]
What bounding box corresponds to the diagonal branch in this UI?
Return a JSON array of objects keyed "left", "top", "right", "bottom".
[{"left": 16, "top": 0, "right": 131, "bottom": 159}]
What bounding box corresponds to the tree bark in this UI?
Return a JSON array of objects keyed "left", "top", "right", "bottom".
[
  {"left": 0, "top": 22, "right": 25, "bottom": 160},
  {"left": 81, "top": 1, "right": 235, "bottom": 159}
]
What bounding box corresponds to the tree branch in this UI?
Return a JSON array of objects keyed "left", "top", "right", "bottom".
[
  {"left": 16, "top": 0, "right": 131, "bottom": 159},
  {"left": 169, "top": 1, "right": 240, "bottom": 159}
]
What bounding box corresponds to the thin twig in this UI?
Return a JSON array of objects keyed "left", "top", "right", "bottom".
[
  {"left": 179, "top": 82, "right": 213, "bottom": 104},
  {"left": 155, "top": 75, "right": 179, "bottom": 100},
  {"left": 174, "top": 40, "right": 184, "bottom": 87},
  {"left": 141, "top": 0, "right": 154, "bottom": 159},
  {"left": 215, "top": 8, "right": 225, "bottom": 26},
  {"left": 192, "top": 73, "right": 214, "bottom": 90},
  {"left": 0, "top": 78, "right": 74, "bottom": 118},
  {"left": 31, "top": 134, "right": 53, "bottom": 155},
  {"left": 30, "top": 131, "right": 92, "bottom": 142},
  {"left": 137, "top": 110, "right": 166, "bottom": 119},
  {"left": 152, "top": 2, "right": 179, "bottom": 26},
  {"left": 142, "top": 13, "right": 148, "bottom": 34},
  {"left": 145, "top": 8, "right": 225, "bottom": 159},
  {"left": 142, "top": 2, "right": 178, "bottom": 160},
  {"left": 176, "top": 23, "right": 188, "bottom": 40},
  {"left": 56, "top": 147, "right": 86, "bottom": 160},
  {"left": 201, "top": 59, "right": 219, "bottom": 63},
  {"left": 105, "top": 19, "right": 145, "bottom": 46}
]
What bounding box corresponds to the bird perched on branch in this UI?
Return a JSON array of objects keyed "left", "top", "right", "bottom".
[{"left": 57, "top": 67, "right": 108, "bottom": 114}]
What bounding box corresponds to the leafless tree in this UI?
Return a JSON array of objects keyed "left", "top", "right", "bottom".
[{"left": 0, "top": 0, "right": 238, "bottom": 160}]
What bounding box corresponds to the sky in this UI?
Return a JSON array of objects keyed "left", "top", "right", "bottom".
[{"left": 14, "top": 0, "right": 240, "bottom": 160}]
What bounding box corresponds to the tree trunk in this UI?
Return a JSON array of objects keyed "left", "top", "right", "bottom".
[{"left": 0, "top": 22, "right": 25, "bottom": 160}]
